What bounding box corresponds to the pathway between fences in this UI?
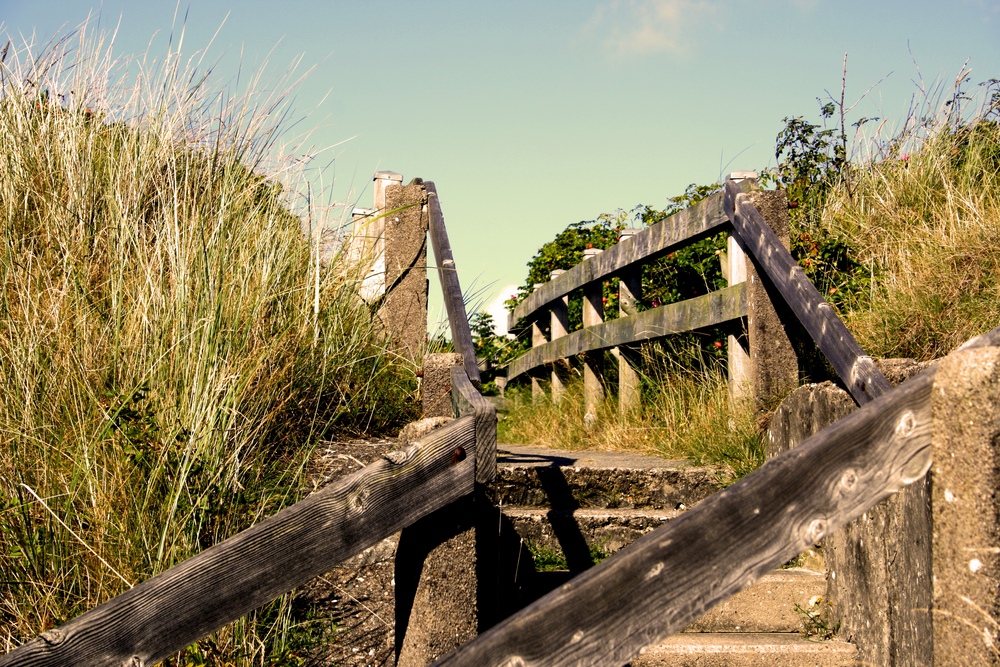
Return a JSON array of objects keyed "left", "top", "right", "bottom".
[{"left": 3, "top": 172, "right": 1000, "bottom": 667}]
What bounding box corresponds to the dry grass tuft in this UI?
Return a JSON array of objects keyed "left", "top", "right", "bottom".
[{"left": 0, "top": 25, "right": 414, "bottom": 661}]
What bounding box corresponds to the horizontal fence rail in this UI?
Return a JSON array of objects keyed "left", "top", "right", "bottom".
[
  {"left": 508, "top": 179, "right": 754, "bottom": 334},
  {"left": 430, "top": 326, "right": 1000, "bottom": 667},
  {"left": 1, "top": 417, "right": 478, "bottom": 667},
  {"left": 723, "top": 180, "right": 890, "bottom": 405},
  {"left": 507, "top": 284, "right": 746, "bottom": 380}
]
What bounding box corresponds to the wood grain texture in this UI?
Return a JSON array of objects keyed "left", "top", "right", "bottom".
[
  {"left": 508, "top": 181, "right": 754, "bottom": 334},
  {"left": 451, "top": 366, "right": 497, "bottom": 485},
  {"left": 506, "top": 284, "right": 746, "bottom": 380},
  {"left": 431, "top": 369, "right": 936, "bottom": 667},
  {"left": 2, "top": 418, "right": 477, "bottom": 667},
  {"left": 426, "top": 181, "right": 481, "bottom": 387},
  {"left": 723, "top": 180, "right": 890, "bottom": 404}
]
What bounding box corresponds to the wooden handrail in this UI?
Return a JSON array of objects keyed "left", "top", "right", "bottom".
[
  {"left": 508, "top": 180, "right": 754, "bottom": 334},
  {"left": 429, "top": 326, "right": 1000, "bottom": 667},
  {"left": 451, "top": 365, "right": 497, "bottom": 485},
  {"left": 506, "top": 284, "right": 746, "bottom": 380},
  {"left": 723, "top": 180, "right": 891, "bottom": 404},
  {"left": 1, "top": 417, "right": 478, "bottom": 667},
  {"left": 426, "top": 181, "right": 481, "bottom": 387}
]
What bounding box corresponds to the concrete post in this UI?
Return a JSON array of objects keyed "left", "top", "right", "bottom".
[
  {"left": 727, "top": 171, "right": 798, "bottom": 409},
  {"left": 422, "top": 353, "right": 464, "bottom": 418},
  {"left": 531, "top": 283, "right": 547, "bottom": 405},
  {"left": 616, "top": 229, "right": 642, "bottom": 416},
  {"left": 549, "top": 270, "right": 569, "bottom": 406},
  {"left": 723, "top": 225, "right": 751, "bottom": 401},
  {"left": 582, "top": 248, "right": 604, "bottom": 427},
  {"left": 349, "top": 206, "right": 385, "bottom": 304},
  {"left": 929, "top": 346, "right": 1000, "bottom": 667},
  {"left": 383, "top": 178, "right": 429, "bottom": 365}
]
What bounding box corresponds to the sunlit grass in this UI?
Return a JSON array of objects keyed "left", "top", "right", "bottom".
[{"left": 0, "top": 25, "right": 415, "bottom": 662}]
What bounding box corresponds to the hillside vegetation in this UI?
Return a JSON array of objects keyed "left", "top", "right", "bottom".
[
  {"left": 497, "top": 71, "right": 1000, "bottom": 477},
  {"left": 0, "top": 30, "right": 414, "bottom": 662}
]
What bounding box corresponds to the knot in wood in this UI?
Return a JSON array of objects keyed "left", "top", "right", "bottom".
[
  {"left": 839, "top": 469, "right": 858, "bottom": 492},
  {"left": 123, "top": 657, "right": 144, "bottom": 667},
  {"left": 385, "top": 444, "right": 418, "bottom": 465},
  {"left": 348, "top": 488, "right": 369, "bottom": 515},
  {"left": 499, "top": 657, "right": 528, "bottom": 667},
  {"left": 895, "top": 412, "right": 917, "bottom": 438},
  {"left": 40, "top": 628, "right": 65, "bottom": 645},
  {"left": 451, "top": 446, "right": 466, "bottom": 465},
  {"left": 805, "top": 518, "right": 827, "bottom": 543}
]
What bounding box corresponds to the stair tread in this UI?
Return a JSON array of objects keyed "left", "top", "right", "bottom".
[
  {"left": 498, "top": 443, "right": 694, "bottom": 470},
  {"left": 630, "top": 633, "right": 858, "bottom": 666},
  {"left": 497, "top": 445, "right": 720, "bottom": 510},
  {"left": 645, "top": 632, "right": 856, "bottom": 653}
]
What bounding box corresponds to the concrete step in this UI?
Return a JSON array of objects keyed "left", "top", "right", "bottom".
[
  {"left": 526, "top": 569, "right": 825, "bottom": 634},
  {"left": 503, "top": 506, "right": 681, "bottom": 560},
  {"left": 497, "top": 443, "right": 721, "bottom": 510},
  {"left": 629, "top": 633, "right": 858, "bottom": 667}
]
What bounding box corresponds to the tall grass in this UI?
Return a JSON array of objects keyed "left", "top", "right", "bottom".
[
  {"left": 823, "top": 76, "right": 1000, "bottom": 360},
  {"left": 499, "top": 345, "right": 764, "bottom": 481},
  {"left": 0, "top": 27, "right": 414, "bottom": 661}
]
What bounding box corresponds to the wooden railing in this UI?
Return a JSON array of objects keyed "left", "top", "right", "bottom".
[
  {"left": 4, "top": 170, "right": 998, "bottom": 667},
  {"left": 505, "top": 174, "right": 890, "bottom": 424},
  {"left": 0, "top": 180, "right": 496, "bottom": 667},
  {"left": 423, "top": 178, "right": 1000, "bottom": 666}
]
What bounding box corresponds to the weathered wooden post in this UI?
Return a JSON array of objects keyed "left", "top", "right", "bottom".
[
  {"left": 582, "top": 248, "right": 604, "bottom": 426},
  {"left": 616, "top": 229, "right": 642, "bottom": 416},
  {"left": 531, "top": 283, "right": 547, "bottom": 404},
  {"left": 726, "top": 171, "right": 797, "bottom": 408},
  {"left": 549, "top": 269, "right": 569, "bottom": 405}
]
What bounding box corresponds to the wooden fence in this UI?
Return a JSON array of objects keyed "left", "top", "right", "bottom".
[
  {"left": 505, "top": 173, "right": 890, "bottom": 422},
  {"left": 3, "top": 171, "right": 999, "bottom": 667},
  {"left": 0, "top": 180, "right": 497, "bottom": 667}
]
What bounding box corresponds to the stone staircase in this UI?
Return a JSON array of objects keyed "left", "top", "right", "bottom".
[{"left": 496, "top": 443, "right": 859, "bottom": 667}]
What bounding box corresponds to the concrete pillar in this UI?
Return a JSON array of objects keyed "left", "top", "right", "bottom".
[
  {"left": 383, "top": 178, "right": 429, "bottom": 364},
  {"left": 727, "top": 171, "right": 798, "bottom": 409},
  {"left": 722, "top": 225, "right": 751, "bottom": 401},
  {"left": 929, "top": 346, "right": 1000, "bottom": 667},
  {"left": 531, "top": 283, "right": 547, "bottom": 405},
  {"left": 549, "top": 270, "right": 569, "bottom": 406},
  {"left": 422, "top": 353, "right": 464, "bottom": 418},
  {"left": 616, "top": 230, "right": 642, "bottom": 417},
  {"left": 582, "top": 248, "right": 604, "bottom": 427}
]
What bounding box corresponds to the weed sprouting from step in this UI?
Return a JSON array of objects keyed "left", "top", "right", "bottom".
[{"left": 795, "top": 596, "right": 840, "bottom": 640}]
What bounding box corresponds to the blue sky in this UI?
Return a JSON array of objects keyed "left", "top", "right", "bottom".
[{"left": 4, "top": 1, "right": 999, "bottom": 333}]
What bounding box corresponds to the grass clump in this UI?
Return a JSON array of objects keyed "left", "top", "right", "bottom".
[
  {"left": 826, "top": 118, "right": 1000, "bottom": 359},
  {"left": 0, "top": 27, "right": 414, "bottom": 661},
  {"left": 499, "top": 344, "right": 764, "bottom": 482}
]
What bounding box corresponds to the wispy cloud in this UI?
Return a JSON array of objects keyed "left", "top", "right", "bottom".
[
  {"left": 585, "top": 0, "right": 819, "bottom": 58},
  {"left": 585, "top": 0, "right": 721, "bottom": 57}
]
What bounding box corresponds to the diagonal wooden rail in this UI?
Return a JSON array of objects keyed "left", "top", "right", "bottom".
[
  {"left": 0, "top": 418, "right": 477, "bottom": 667},
  {"left": 724, "top": 180, "right": 890, "bottom": 404},
  {"left": 430, "top": 325, "right": 1000, "bottom": 667}
]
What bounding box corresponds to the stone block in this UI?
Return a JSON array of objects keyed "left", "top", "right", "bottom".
[{"left": 423, "top": 353, "right": 463, "bottom": 418}]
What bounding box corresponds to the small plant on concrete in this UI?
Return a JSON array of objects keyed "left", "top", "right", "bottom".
[{"left": 795, "top": 596, "right": 839, "bottom": 640}]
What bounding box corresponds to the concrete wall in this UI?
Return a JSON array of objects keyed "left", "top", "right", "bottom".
[{"left": 767, "top": 354, "right": 1000, "bottom": 666}]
